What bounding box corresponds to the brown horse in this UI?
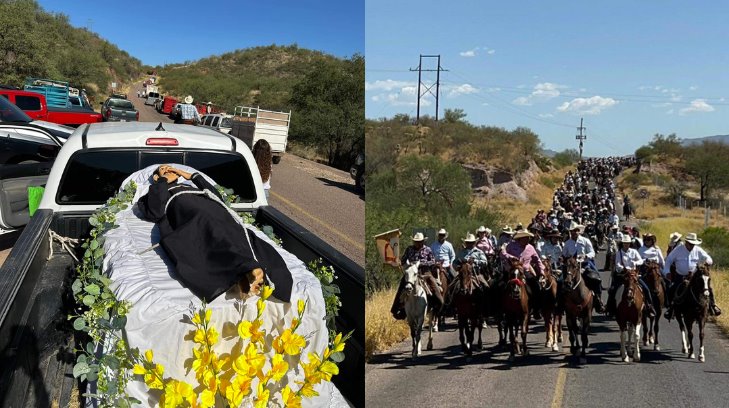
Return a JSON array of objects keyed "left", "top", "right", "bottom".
[
  {"left": 674, "top": 264, "right": 711, "bottom": 362},
  {"left": 562, "top": 257, "right": 593, "bottom": 364},
  {"left": 539, "top": 261, "right": 562, "bottom": 352},
  {"left": 432, "top": 263, "right": 450, "bottom": 332},
  {"left": 452, "top": 262, "right": 485, "bottom": 358},
  {"left": 642, "top": 260, "right": 665, "bottom": 350},
  {"left": 616, "top": 269, "right": 643, "bottom": 362},
  {"left": 502, "top": 259, "right": 530, "bottom": 361}
]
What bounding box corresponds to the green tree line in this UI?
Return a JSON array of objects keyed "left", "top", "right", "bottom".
[{"left": 0, "top": 0, "right": 143, "bottom": 99}]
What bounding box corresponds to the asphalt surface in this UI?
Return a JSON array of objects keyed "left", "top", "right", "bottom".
[
  {"left": 366, "top": 204, "right": 729, "bottom": 408},
  {"left": 128, "top": 80, "right": 364, "bottom": 266}
]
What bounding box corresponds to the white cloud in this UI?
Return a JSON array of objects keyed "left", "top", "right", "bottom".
[
  {"left": 365, "top": 80, "right": 415, "bottom": 92},
  {"left": 512, "top": 82, "right": 565, "bottom": 106},
  {"left": 689, "top": 85, "right": 698, "bottom": 91},
  {"left": 446, "top": 83, "right": 479, "bottom": 98},
  {"left": 487, "top": 49, "right": 495, "bottom": 55},
  {"left": 481, "top": 102, "right": 490, "bottom": 106},
  {"left": 539, "top": 113, "right": 554, "bottom": 118},
  {"left": 679, "top": 99, "right": 714, "bottom": 115},
  {"left": 459, "top": 49, "right": 476, "bottom": 57},
  {"left": 557, "top": 96, "right": 618, "bottom": 115}
]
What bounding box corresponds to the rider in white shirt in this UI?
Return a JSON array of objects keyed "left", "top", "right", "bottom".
[
  {"left": 663, "top": 232, "right": 721, "bottom": 317},
  {"left": 606, "top": 234, "right": 656, "bottom": 317},
  {"left": 561, "top": 221, "right": 604, "bottom": 313},
  {"left": 638, "top": 233, "right": 665, "bottom": 269},
  {"left": 431, "top": 228, "right": 456, "bottom": 280}
]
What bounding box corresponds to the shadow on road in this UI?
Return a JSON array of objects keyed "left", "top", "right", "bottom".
[{"left": 315, "top": 177, "right": 364, "bottom": 199}]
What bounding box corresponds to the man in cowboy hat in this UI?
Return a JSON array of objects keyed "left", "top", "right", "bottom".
[
  {"left": 476, "top": 226, "right": 496, "bottom": 255},
  {"left": 390, "top": 232, "right": 443, "bottom": 320},
  {"left": 502, "top": 229, "right": 545, "bottom": 320},
  {"left": 497, "top": 225, "right": 515, "bottom": 249},
  {"left": 606, "top": 234, "right": 656, "bottom": 317},
  {"left": 561, "top": 221, "right": 605, "bottom": 313},
  {"left": 663, "top": 232, "right": 721, "bottom": 317},
  {"left": 431, "top": 228, "right": 456, "bottom": 281},
  {"left": 175, "top": 95, "right": 201, "bottom": 125},
  {"left": 453, "top": 232, "right": 489, "bottom": 271},
  {"left": 667, "top": 232, "right": 682, "bottom": 256},
  {"left": 539, "top": 228, "right": 564, "bottom": 270}
]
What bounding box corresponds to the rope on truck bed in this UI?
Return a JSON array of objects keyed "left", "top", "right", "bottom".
[{"left": 48, "top": 230, "right": 79, "bottom": 263}]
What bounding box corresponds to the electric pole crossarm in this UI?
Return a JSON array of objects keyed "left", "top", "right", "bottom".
[{"left": 409, "top": 55, "right": 448, "bottom": 123}]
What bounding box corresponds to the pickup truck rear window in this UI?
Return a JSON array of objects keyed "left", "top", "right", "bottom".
[
  {"left": 57, "top": 150, "right": 257, "bottom": 204},
  {"left": 109, "top": 100, "right": 135, "bottom": 110},
  {"left": 15, "top": 95, "right": 41, "bottom": 111}
]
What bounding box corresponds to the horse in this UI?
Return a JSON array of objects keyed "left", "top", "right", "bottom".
[
  {"left": 641, "top": 260, "right": 665, "bottom": 350},
  {"left": 539, "top": 260, "right": 562, "bottom": 352},
  {"left": 484, "top": 254, "right": 508, "bottom": 348},
  {"left": 502, "top": 259, "right": 530, "bottom": 361},
  {"left": 615, "top": 269, "right": 643, "bottom": 362},
  {"left": 561, "top": 257, "right": 593, "bottom": 364},
  {"left": 401, "top": 261, "right": 430, "bottom": 359},
  {"left": 674, "top": 264, "right": 711, "bottom": 362},
  {"left": 432, "top": 262, "right": 450, "bottom": 331},
  {"left": 452, "top": 261, "right": 486, "bottom": 358}
]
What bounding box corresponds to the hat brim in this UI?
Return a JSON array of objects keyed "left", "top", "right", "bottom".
[{"left": 685, "top": 239, "right": 702, "bottom": 245}]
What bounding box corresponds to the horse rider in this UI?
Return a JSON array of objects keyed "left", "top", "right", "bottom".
[
  {"left": 561, "top": 221, "right": 605, "bottom": 313},
  {"left": 476, "top": 226, "right": 496, "bottom": 256},
  {"left": 529, "top": 223, "right": 546, "bottom": 255},
  {"left": 609, "top": 209, "right": 620, "bottom": 227},
  {"left": 638, "top": 233, "right": 665, "bottom": 269},
  {"left": 497, "top": 226, "right": 515, "bottom": 249},
  {"left": 606, "top": 234, "right": 656, "bottom": 318},
  {"left": 502, "top": 229, "right": 545, "bottom": 320},
  {"left": 390, "top": 232, "right": 444, "bottom": 320},
  {"left": 663, "top": 232, "right": 721, "bottom": 318},
  {"left": 453, "top": 232, "right": 489, "bottom": 273},
  {"left": 666, "top": 232, "right": 682, "bottom": 256},
  {"left": 431, "top": 228, "right": 456, "bottom": 281},
  {"left": 540, "top": 228, "right": 564, "bottom": 272}
]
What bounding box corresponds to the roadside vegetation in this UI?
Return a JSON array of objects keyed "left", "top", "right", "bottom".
[
  {"left": 624, "top": 134, "right": 729, "bottom": 335},
  {"left": 0, "top": 0, "right": 143, "bottom": 100},
  {"left": 365, "top": 111, "right": 560, "bottom": 359},
  {"left": 156, "top": 46, "right": 364, "bottom": 170}
]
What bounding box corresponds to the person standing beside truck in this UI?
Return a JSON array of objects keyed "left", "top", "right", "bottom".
[
  {"left": 175, "top": 95, "right": 201, "bottom": 125},
  {"left": 253, "top": 139, "right": 272, "bottom": 200}
]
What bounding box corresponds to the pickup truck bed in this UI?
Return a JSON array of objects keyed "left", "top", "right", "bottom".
[{"left": 0, "top": 206, "right": 364, "bottom": 407}]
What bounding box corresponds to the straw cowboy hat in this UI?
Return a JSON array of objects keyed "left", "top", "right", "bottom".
[
  {"left": 546, "top": 228, "right": 562, "bottom": 238},
  {"left": 669, "top": 232, "right": 682, "bottom": 244},
  {"left": 513, "top": 230, "right": 534, "bottom": 240},
  {"left": 568, "top": 221, "right": 584, "bottom": 232},
  {"left": 684, "top": 233, "right": 702, "bottom": 245},
  {"left": 619, "top": 234, "right": 632, "bottom": 244},
  {"left": 412, "top": 232, "right": 427, "bottom": 241},
  {"left": 477, "top": 226, "right": 487, "bottom": 233},
  {"left": 462, "top": 232, "right": 478, "bottom": 243},
  {"left": 501, "top": 226, "right": 515, "bottom": 235},
  {"left": 437, "top": 228, "right": 448, "bottom": 237},
  {"left": 184, "top": 95, "right": 194, "bottom": 104},
  {"left": 643, "top": 232, "right": 656, "bottom": 240}
]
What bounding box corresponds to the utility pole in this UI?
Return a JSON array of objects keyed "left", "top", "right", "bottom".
[
  {"left": 410, "top": 55, "right": 447, "bottom": 123},
  {"left": 576, "top": 117, "right": 587, "bottom": 158},
  {"left": 86, "top": 18, "right": 93, "bottom": 31}
]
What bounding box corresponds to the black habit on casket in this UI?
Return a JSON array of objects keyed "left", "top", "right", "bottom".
[{"left": 137, "top": 173, "right": 293, "bottom": 302}]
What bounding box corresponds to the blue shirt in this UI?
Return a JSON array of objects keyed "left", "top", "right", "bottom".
[
  {"left": 431, "top": 240, "right": 456, "bottom": 267},
  {"left": 180, "top": 104, "right": 201, "bottom": 121}
]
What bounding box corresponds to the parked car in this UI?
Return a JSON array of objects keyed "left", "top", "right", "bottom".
[
  {"left": 100, "top": 97, "right": 139, "bottom": 122},
  {"left": 350, "top": 152, "right": 365, "bottom": 192},
  {"left": 0, "top": 93, "right": 74, "bottom": 140},
  {"left": 0, "top": 88, "right": 102, "bottom": 127},
  {"left": 145, "top": 91, "right": 161, "bottom": 106},
  {"left": 200, "top": 113, "right": 233, "bottom": 134}
]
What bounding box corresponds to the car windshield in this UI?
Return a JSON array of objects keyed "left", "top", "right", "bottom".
[{"left": 0, "top": 95, "right": 32, "bottom": 123}]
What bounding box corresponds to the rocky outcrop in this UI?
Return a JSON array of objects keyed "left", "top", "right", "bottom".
[{"left": 461, "top": 160, "right": 542, "bottom": 202}]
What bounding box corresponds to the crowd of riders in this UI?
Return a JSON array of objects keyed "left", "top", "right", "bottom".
[{"left": 391, "top": 156, "right": 721, "bottom": 321}]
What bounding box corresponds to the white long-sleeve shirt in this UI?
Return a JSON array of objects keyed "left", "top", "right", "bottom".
[
  {"left": 615, "top": 248, "right": 644, "bottom": 272},
  {"left": 431, "top": 240, "right": 456, "bottom": 268},
  {"left": 562, "top": 235, "right": 595, "bottom": 259},
  {"left": 639, "top": 245, "right": 665, "bottom": 268},
  {"left": 663, "top": 244, "right": 713, "bottom": 277},
  {"left": 540, "top": 241, "right": 563, "bottom": 266}
]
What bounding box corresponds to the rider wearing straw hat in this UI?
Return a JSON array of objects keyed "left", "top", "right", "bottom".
[
  {"left": 663, "top": 232, "right": 721, "bottom": 318},
  {"left": 476, "top": 226, "right": 496, "bottom": 255},
  {"left": 606, "top": 234, "right": 656, "bottom": 318},
  {"left": 502, "top": 229, "right": 545, "bottom": 320},
  {"left": 390, "top": 232, "right": 443, "bottom": 320},
  {"left": 431, "top": 228, "right": 456, "bottom": 280},
  {"left": 453, "top": 232, "right": 489, "bottom": 271},
  {"left": 497, "top": 225, "right": 515, "bottom": 249},
  {"left": 539, "top": 228, "right": 564, "bottom": 269},
  {"left": 561, "top": 221, "right": 605, "bottom": 313},
  {"left": 666, "top": 232, "right": 682, "bottom": 256}
]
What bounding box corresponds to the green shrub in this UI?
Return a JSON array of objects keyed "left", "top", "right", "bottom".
[{"left": 702, "top": 227, "right": 729, "bottom": 268}]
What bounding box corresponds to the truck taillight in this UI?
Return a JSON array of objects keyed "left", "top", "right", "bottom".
[
  {"left": 136, "top": 111, "right": 140, "bottom": 120},
  {"left": 106, "top": 108, "right": 111, "bottom": 117},
  {"left": 146, "top": 138, "right": 179, "bottom": 146}
]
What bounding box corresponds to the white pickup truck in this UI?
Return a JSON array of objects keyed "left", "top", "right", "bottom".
[{"left": 0, "top": 122, "right": 364, "bottom": 407}]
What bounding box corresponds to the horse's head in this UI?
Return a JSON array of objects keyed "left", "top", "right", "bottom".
[
  {"left": 563, "top": 257, "right": 581, "bottom": 290},
  {"left": 403, "top": 261, "right": 420, "bottom": 292},
  {"left": 644, "top": 260, "right": 661, "bottom": 283},
  {"left": 692, "top": 263, "right": 711, "bottom": 298}
]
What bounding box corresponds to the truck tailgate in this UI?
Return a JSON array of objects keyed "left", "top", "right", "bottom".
[{"left": 111, "top": 108, "right": 137, "bottom": 121}]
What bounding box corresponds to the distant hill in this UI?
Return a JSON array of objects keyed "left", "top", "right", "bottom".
[
  {"left": 156, "top": 45, "right": 345, "bottom": 112},
  {"left": 0, "top": 1, "right": 143, "bottom": 99},
  {"left": 681, "top": 134, "right": 729, "bottom": 146},
  {"left": 541, "top": 148, "right": 558, "bottom": 158}
]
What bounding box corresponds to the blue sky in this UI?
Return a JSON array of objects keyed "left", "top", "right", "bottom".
[
  {"left": 366, "top": 0, "right": 729, "bottom": 156},
  {"left": 37, "top": 0, "right": 363, "bottom": 66}
]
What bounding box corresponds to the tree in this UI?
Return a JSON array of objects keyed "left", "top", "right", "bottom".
[
  {"left": 634, "top": 145, "right": 654, "bottom": 173},
  {"left": 552, "top": 148, "right": 580, "bottom": 168},
  {"left": 289, "top": 54, "right": 364, "bottom": 169},
  {"left": 396, "top": 155, "right": 472, "bottom": 217},
  {"left": 649, "top": 133, "right": 682, "bottom": 159},
  {"left": 443, "top": 108, "right": 467, "bottom": 123},
  {"left": 684, "top": 141, "right": 729, "bottom": 202}
]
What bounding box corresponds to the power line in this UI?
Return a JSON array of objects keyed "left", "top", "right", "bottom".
[{"left": 410, "top": 55, "right": 448, "bottom": 122}]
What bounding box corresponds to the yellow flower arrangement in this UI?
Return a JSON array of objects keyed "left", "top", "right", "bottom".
[{"left": 132, "top": 285, "right": 351, "bottom": 407}]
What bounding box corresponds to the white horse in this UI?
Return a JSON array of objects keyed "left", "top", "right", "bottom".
[{"left": 402, "top": 261, "right": 433, "bottom": 358}]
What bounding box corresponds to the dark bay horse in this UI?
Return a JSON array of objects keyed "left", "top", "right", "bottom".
[
  {"left": 642, "top": 260, "right": 665, "bottom": 350},
  {"left": 616, "top": 269, "right": 643, "bottom": 362},
  {"left": 674, "top": 264, "right": 711, "bottom": 362},
  {"left": 539, "top": 261, "right": 562, "bottom": 352},
  {"left": 562, "top": 257, "right": 593, "bottom": 364},
  {"left": 452, "top": 262, "right": 486, "bottom": 357},
  {"left": 502, "top": 259, "right": 530, "bottom": 361},
  {"left": 432, "top": 262, "right": 450, "bottom": 331}
]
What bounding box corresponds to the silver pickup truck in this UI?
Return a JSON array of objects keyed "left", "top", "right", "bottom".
[{"left": 100, "top": 97, "right": 138, "bottom": 122}]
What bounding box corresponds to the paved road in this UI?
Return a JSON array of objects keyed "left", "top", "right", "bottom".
[
  {"left": 366, "top": 205, "right": 729, "bottom": 407},
  {"left": 128, "top": 80, "right": 364, "bottom": 266}
]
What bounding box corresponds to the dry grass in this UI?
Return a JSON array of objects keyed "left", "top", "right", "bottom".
[
  {"left": 286, "top": 141, "right": 328, "bottom": 164},
  {"left": 365, "top": 287, "right": 409, "bottom": 360},
  {"left": 712, "top": 269, "right": 729, "bottom": 335}
]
